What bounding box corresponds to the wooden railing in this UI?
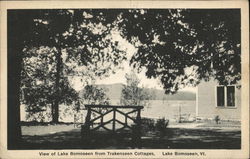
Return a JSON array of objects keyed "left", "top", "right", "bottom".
[
  {"left": 81, "top": 104, "right": 143, "bottom": 147},
  {"left": 82, "top": 105, "right": 143, "bottom": 132}
]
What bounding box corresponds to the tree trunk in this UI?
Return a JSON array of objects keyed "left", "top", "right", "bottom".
[
  {"left": 51, "top": 47, "right": 62, "bottom": 123},
  {"left": 8, "top": 40, "right": 22, "bottom": 149},
  {"left": 7, "top": 11, "right": 25, "bottom": 149}
]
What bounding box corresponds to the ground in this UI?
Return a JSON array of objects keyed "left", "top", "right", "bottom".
[{"left": 20, "top": 121, "right": 241, "bottom": 149}]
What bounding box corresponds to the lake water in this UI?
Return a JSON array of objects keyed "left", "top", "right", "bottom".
[
  {"left": 20, "top": 100, "right": 196, "bottom": 122},
  {"left": 142, "top": 100, "right": 196, "bottom": 119}
]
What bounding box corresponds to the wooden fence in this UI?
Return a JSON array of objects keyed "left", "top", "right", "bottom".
[{"left": 81, "top": 104, "right": 144, "bottom": 147}]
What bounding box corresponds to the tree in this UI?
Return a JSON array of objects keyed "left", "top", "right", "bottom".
[
  {"left": 20, "top": 9, "right": 126, "bottom": 123},
  {"left": 181, "top": 9, "right": 241, "bottom": 85},
  {"left": 118, "top": 9, "right": 241, "bottom": 94},
  {"left": 8, "top": 10, "right": 40, "bottom": 149},
  {"left": 21, "top": 46, "right": 79, "bottom": 122},
  {"left": 61, "top": 84, "right": 110, "bottom": 122},
  {"left": 8, "top": 9, "right": 123, "bottom": 148},
  {"left": 80, "top": 85, "right": 110, "bottom": 105},
  {"left": 120, "top": 71, "right": 152, "bottom": 106}
]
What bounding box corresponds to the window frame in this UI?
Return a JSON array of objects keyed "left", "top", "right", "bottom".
[{"left": 215, "top": 85, "right": 237, "bottom": 108}]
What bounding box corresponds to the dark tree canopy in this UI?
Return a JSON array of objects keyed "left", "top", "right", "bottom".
[{"left": 118, "top": 9, "right": 241, "bottom": 94}]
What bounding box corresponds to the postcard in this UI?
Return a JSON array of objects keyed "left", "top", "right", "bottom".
[{"left": 0, "top": 0, "right": 249, "bottom": 158}]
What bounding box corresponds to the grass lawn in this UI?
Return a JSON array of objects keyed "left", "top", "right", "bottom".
[
  {"left": 20, "top": 122, "right": 241, "bottom": 149},
  {"left": 197, "top": 120, "right": 241, "bottom": 128}
]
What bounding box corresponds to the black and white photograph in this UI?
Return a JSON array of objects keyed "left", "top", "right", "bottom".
[{"left": 1, "top": 1, "right": 249, "bottom": 158}]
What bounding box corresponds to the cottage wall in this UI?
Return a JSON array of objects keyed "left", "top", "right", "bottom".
[{"left": 197, "top": 80, "right": 241, "bottom": 121}]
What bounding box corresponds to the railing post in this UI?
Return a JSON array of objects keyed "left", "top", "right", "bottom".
[
  {"left": 101, "top": 116, "right": 103, "bottom": 125},
  {"left": 81, "top": 107, "right": 91, "bottom": 144},
  {"left": 74, "top": 114, "right": 76, "bottom": 128},
  {"left": 136, "top": 108, "right": 141, "bottom": 125},
  {"left": 136, "top": 108, "right": 142, "bottom": 136},
  {"left": 81, "top": 113, "right": 83, "bottom": 123},
  {"left": 133, "top": 108, "right": 142, "bottom": 148},
  {"left": 85, "top": 108, "right": 91, "bottom": 130},
  {"left": 125, "top": 116, "right": 127, "bottom": 125},
  {"left": 112, "top": 107, "right": 116, "bottom": 132}
]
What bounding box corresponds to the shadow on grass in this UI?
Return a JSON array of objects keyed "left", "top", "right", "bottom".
[{"left": 20, "top": 128, "right": 241, "bottom": 149}]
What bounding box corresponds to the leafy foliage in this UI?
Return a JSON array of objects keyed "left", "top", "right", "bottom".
[
  {"left": 20, "top": 47, "right": 79, "bottom": 121},
  {"left": 80, "top": 85, "right": 110, "bottom": 116},
  {"left": 141, "top": 117, "right": 156, "bottom": 132},
  {"left": 118, "top": 9, "right": 241, "bottom": 94},
  {"left": 120, "top": 71, "right": 152, "bottom": 106},
  {"left": 26, "top": 9, "right": 126, "bottom": 79},
  {"left": 181, "top": 9, "right": 241, "bottom": 85},
  {"left": 155, "top": 118, "right": 169, "bottom": 137},
  {"left": 80, "top": 85, "right": 110, "bottom": 105}
]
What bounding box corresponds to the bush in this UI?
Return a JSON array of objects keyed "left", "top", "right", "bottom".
[
  {"left": 155, "top": 118, "right": 169, "bottom": 137},
  {"left": 141, "top": 117, "right": 156, "bottom": 133}
]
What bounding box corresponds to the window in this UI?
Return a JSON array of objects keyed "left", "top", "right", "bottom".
[
  {"left": 216, "top": 86, "right": 236, "bottom": 107},
  {"left": 227, "top": 86, "right": 235, "bottom": 106},
  {"left": 217, "top": 86, "right": 225, "bottom": 106}
]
